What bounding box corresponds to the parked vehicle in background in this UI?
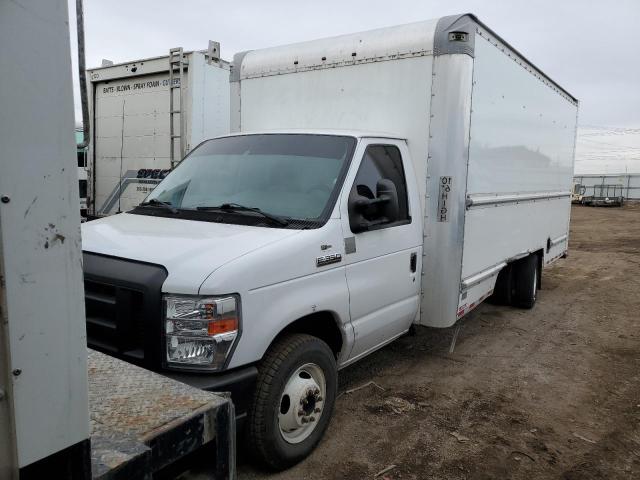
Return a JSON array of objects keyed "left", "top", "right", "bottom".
[
  {"left": 85, "top": 43, "right": 229, "bottom": 216},
  {"left": 571, "top": 181, "right": 586, "bottom": 204},
  {"left": 76, "top": 127, "right": 88, "bottom": 220},
  {"left": 81, "top": 14, "right": 578, "bottom": 470},
  {"left": 581, "top": 184, "right": 625, "bottom": 207},
  {"left": 574, "top": 173, "right": 640, "bottom": 201}
]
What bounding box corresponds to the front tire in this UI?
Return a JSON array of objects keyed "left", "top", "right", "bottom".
[{"left": 247, "top": 333, "right": 337, "bottom": 470}]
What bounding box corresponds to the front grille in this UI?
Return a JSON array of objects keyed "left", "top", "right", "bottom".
[
  {"left": 85, "top": 280, "right": 145, "bottom": 359},
  {"left": 83, "top": 252, "right": 168, "bottom": 368}
]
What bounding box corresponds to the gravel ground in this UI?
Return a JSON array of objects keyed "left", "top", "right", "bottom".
[{"left": 184, "top": 204, "right": 640, "bottom": 479}]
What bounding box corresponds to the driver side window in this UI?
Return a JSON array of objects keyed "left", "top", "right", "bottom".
[{"left": 349, "top": 145, "right": 410, "bottom": 231}]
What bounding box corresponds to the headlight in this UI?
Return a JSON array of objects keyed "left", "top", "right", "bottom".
[{"left": 164, "top": 294, "right": 240, "bottom": 370}]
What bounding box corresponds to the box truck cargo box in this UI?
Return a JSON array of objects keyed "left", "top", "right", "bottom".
[
  {"left": 82, "top": 14, "right": 578, "bottom": 470},
  {"left": 86, "top": 44, "right": 230, "bottom": 216},
  {"left": 230, "top": 14, "right": 578, "bottom": 328}
]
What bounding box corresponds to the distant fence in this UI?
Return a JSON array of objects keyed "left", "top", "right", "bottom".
[{"left": 573, "top": 174, "right": 640, "bottom": 200}]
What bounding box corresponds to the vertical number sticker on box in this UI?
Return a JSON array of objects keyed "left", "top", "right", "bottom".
[{"left": 438, "top": 176, "right": 452, "bottom": 222}]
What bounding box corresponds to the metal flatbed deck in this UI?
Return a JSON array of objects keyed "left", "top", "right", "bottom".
[{"left": 88, "top": 350, "right": 235, "bottom": 479}]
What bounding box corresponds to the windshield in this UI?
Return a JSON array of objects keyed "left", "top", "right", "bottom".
[{"left": 140, "top": 134, "right": 355, "bottom": 226}]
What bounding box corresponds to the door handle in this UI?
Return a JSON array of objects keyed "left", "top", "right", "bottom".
[{"left": 410, "top": 252, "right": 417, "bottom": 273}]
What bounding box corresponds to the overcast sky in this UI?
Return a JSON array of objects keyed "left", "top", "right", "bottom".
[{"left": 67, "top": 0, "right": 640, "bottom": 173}]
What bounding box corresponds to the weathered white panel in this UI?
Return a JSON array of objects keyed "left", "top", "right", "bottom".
[
  {"left": 0, "top": 0, "right": 89, "bottom": 468},
  {"left": 93, "top": 157, "right": 122, "bottom": 180},
  {"left": 95, "top": 136, "right": 123, "bottom": 159},
  {"left": 240, "top": 19, "right": 438, "bottom": 79},
  {"left": 420, "top": 54, "right": 474, "bottom": 328},
  {"left": 94, "top": 72, "right": 189, "bottom": 214},
  {"left": 188, "top": 54, "right": 231, "bottom": 149},
  {"left": 461, "top": 33, "right": 577, "bottom": 280},
  {"left": 240, "top": 56, "right": 433, "bottom": 204},
  {"left": 89, "top": 53, "right": 230, "bottom": 215},
  {"left": 123, "top": 134, "right": 159, "bottom": 158},
  {"left": 466, "top": 34, "right": 577, "bottom": 196},
  {"left": 94, "top": 115, "right": 126, "bottom": 138},
  {"left": 94, "top": 72, "right": 183, "bottom": 212},
  {"left": 88, "top": 54, "right": 181, "bottom": 82},
  {"left": 96, "top": 113, "right": 167, "bottom": 138},
  {"left": 463, "top": 198, "right": 571, "bottom": 277}
]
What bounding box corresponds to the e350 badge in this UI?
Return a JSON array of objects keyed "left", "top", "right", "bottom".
[{"left": 316, "top": 253, "right": 342, "bottom": 267}]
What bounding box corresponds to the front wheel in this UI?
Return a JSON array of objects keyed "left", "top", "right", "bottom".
[{"left": 247, "top": 333, "right": 337, "bottom": 470}]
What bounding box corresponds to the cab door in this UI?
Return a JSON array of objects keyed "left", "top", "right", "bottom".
[{"left": 340, "top": 139, "right": 423, "bottom": 362}]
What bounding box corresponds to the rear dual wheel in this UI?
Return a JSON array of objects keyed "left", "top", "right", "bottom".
[{"left": 490, "top": 254, "right": 539, "bottom": 309}]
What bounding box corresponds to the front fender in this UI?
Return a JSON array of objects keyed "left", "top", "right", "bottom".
[{"left": 226, "top": 266, "right": 352, "bottom": 369}]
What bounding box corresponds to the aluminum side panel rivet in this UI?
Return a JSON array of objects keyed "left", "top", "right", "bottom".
[
  {"left": 12, "top": 369, "right": 21, "bottom": 376},
  {"left": 1, "top": 195, "right": 10, "bottom": 204}
]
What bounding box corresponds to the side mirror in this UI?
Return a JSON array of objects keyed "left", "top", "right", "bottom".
[
  {"left": 376, "top": 179, "right": 399, "bottom": 224},
  {"left": 348, "top": 179, "right": 399, "bottom": 233}
]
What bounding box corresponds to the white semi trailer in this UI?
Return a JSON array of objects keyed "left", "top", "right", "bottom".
[
  {"left": 85, "top": 45, "right": 230, "bottom": 216},
  {"left": 82, "top": 14, "right": 578, "bottom": 470}
]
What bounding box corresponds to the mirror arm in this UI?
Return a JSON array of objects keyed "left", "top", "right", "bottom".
[
  {"left": 353, "top": 195, "right": 389, "bottom": 211},
  {"left": 366, "top": 217, "right": 389, "bottom": 227},
  {"left": 351, "top": 216, "right": 389, "bottom": 233},
  {"left": 368, "top": 196, "right": 389, "bottom": 206}
]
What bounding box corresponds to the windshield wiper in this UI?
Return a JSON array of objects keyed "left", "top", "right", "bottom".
[
  {"left": 138, "top": 199, "right": 179, "bottom": 214},
  {"left": 196, "top": 203, "right": 289, "bottom": 226}
]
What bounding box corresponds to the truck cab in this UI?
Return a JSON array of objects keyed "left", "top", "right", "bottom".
[{"left": 82, "top": 131, "right": 423, "bottom": 468}]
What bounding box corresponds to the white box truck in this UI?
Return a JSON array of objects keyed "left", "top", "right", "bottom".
[
  {"left": 85, "top": 44, "right": 230, "bottom": 216},
  {"left": 81, "top": 14, "right": 578, "bottom": 469}
]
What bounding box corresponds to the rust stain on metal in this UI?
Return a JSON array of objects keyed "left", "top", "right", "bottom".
[
  {"left": 87, "top": 349, "right": 232, "bottom": 476},
  {"left": 88, "top": 350, "right": 224, "bottom": 438}
]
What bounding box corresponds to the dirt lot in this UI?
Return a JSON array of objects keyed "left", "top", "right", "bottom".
[{"left": 191, "top": 204, "right": 640, "bottom": 479}]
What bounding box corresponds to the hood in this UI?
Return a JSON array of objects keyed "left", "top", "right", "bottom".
[{"left": 81, "top": 213, "right": 300, "bottom": 293}]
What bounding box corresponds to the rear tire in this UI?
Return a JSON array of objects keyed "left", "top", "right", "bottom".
[
  {"left": 512, "top": 254, "right": 538, "bottom": 309},
  {"left": 488, "top": 264, "right": 513, "bottom": 305},
  {"left": 246, "top": 333, "right": 337, "bottom": 471}
]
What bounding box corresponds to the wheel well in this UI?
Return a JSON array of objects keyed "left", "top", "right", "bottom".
[{"left": 272, "top": 312, "right": 344, "bottom": 359}]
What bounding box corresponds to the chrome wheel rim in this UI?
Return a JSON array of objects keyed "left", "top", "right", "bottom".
[{"left": 278, "top": 363, "right": 326, "bottom": 444}]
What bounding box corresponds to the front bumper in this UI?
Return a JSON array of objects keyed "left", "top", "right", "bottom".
[{"left": 165, "top": 364, "right": 258, "bottom": 418}]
